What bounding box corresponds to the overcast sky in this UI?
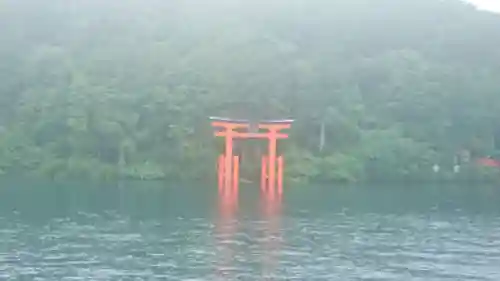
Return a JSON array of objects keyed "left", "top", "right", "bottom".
[{"left": 468, "top": 0, "right": 500, "bottom": 12}]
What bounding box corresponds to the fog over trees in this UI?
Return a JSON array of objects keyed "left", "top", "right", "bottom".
[{"left": 1, "top": 0, "right": 500, "bottom": 182}]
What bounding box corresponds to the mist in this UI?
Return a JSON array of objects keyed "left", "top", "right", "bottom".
[{"left": 0, "top": 0, "right": 499, "bottom": 182}]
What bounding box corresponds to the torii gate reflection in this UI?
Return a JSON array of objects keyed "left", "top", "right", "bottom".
[
  {"left": 214, "top": 185, "right": 283, "bottom": 280},
  {"left": 214, "top": 186, "right": 238, "bottom": 279},
  {"left": 210, "top": 117, "right": 291, "bottom": 279},
  {"left": 259, "top": 191, "right": 283, "bottom": 279}
]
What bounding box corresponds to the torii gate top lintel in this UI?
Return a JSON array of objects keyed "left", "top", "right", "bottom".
[{"left": 209, "top": 117, "right": 293, "bottom": 138}]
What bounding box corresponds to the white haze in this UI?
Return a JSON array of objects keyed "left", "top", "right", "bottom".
[{"left": 467, "top": 0, "right": 500, "bottom": 12}]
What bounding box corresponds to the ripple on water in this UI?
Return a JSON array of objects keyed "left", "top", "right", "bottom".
[{"left": 0, "top": 209, "right": 499, "bottom": 280}]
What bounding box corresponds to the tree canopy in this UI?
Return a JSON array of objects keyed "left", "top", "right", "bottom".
[{"left": 1, "top": 0, "right": 500, "bottom": 182}]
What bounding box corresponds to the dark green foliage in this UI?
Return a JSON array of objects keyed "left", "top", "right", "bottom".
[{"left": 1, "top": 0, "right": 500, "bottom": 182}]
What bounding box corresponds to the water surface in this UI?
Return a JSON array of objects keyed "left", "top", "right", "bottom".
[{"left": 1, "top": 182, "right": 499, "bottom": 280}]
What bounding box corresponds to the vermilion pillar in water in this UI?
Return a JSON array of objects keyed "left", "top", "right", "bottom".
[
  {"left": 268, "top": 129, "right": 277, "bottom": 198},
  {"left": 261, "top": 155, "right": 268, "bottom": 192},
  {"left": 218, "top": 154, "right": 224, "bottom": 191},
  {"left": 277, "top": 155, "right": 283, "bottom": 195},
  {"left": 224, "top": 128, "right": 233, "bottom": 193},
  {"left": 233, "top": 155, "right": 239, "bottom": 194}
]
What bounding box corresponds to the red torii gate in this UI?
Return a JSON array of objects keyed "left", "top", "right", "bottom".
[{"left": 210, "top": 117, "right": 293, "bottom": 197}]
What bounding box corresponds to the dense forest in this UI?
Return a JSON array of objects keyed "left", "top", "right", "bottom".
[{"left": 1, "top": 0, "right": 500, "bottom": 183}]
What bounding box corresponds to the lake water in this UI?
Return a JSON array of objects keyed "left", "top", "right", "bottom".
[{"left": 1, "top": 181, "right": 500, "bottom": 280}]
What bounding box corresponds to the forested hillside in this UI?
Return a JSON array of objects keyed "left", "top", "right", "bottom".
[{"left": 1, "top": 0, "right": 500, "bottom": 182}]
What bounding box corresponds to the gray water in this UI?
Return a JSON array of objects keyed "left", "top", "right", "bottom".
[{"left": 1, "top": 182, "right": 500, "bottom": 280}]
